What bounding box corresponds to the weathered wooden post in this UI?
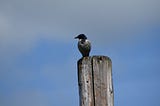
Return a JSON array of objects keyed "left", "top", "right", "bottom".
[{"left": 77, "top": 56, "right": 114, "bottom": 106}]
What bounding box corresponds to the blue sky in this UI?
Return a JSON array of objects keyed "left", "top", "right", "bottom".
[{"left": 0, "top": 0, "right": 160, "bottom": 106}]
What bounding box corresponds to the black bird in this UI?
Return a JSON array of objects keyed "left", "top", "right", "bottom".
[{"left": 74, "top": 34, "right": 91, "bottom": 57}]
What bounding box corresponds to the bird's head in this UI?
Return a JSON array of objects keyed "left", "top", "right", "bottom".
[{"left": 74, "top": 34, "right": 87, "bottom": 40}]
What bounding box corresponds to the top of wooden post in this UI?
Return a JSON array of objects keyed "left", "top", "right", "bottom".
[{"left": 78, "top": 55, "right": 112, "bottom": 64}]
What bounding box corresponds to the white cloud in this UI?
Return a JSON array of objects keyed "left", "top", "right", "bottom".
[{"left": 0, "top": 0, "right": 159, "bottom": 57}]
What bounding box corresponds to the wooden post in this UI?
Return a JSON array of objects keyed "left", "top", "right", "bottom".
[{"left": 77, "top": 56, "right": 114, "bottom": 106}]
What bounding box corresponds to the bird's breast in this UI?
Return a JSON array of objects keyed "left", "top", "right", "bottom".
[{"left": 78, "top": 40, "right": 91, "bottom": 50}]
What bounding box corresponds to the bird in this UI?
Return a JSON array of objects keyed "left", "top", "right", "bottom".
[{"left": 74, "top": 34, "right": 91, "bottom": 57}]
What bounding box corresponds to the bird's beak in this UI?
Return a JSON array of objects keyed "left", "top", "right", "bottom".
[{"left": 74, "top": 36, "right": 78, "bottom": 39}]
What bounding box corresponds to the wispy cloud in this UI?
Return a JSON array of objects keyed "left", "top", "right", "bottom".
[{"left": 0, "top": 0, "right": 159, "bottom": 52}]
